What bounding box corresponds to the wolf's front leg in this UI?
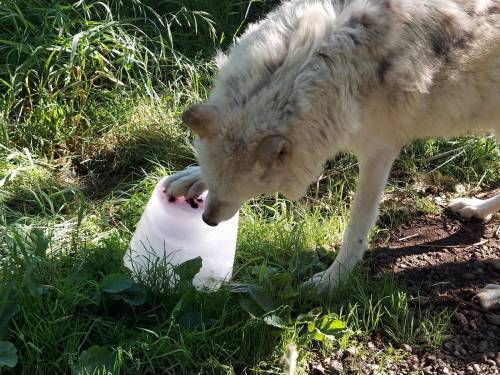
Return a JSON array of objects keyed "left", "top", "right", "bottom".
[
  {"left": 164, "top": 166, "right": 206, "bottom": 199},
  {"left": 313, "top": 150, "right": 398, "bottom": 294}
]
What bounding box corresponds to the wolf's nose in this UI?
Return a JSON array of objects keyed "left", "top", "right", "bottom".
[{"left": 202, "top": 213, "right": 218, "bottom": 227}]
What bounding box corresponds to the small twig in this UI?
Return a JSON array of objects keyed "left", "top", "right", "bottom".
[
  {"left": 398, "top": 233, "right": 419, "bottom": 242},
  {"left": 463, "top": 239, "right": 489, "bottom": 250},
  {"left": 432, "top": 281, "right": 452, "bottom": 287},
  {"left": 421, "top": 148, "right": 460, "bottom": 163},
  {"left": 417, "top": 244, "right": 456, "bottom": 249},
  {"left": 474, "top": 169, "right": 488, "bottom": 192},
  {"left": 417, "top": 239, "right": 488, "bottom": 249},
  {"left": 460, "top": 239, "right": 489, "bottom": 251},
  {"left": 428, "top": 150, "right": 465, "bottom": 173}
]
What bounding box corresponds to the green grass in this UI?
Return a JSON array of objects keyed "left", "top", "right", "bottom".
[{"left": 0, "top": 1, "right": 498, "bottom": 374}]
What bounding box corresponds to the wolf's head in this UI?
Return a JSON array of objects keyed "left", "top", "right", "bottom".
[
  {"left": 179, "top": 1, "right": 341, "bottom": 225},
  {"left": 181, "top": 103, "right": 310, "bottom": 226}
]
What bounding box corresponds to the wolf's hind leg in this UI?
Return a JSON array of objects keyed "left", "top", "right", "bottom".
[
  {"left": 449, "top": 194, "right": 500, "bottom": 221},
  {"left": 473, "top": 284, "right": 500, "bottom": 311},
  {"left": 450, "top": 131, "right": 499, "bottom": 221}
]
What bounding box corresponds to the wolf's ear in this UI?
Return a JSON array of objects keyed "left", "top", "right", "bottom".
[
  {"left": 256, "top": 135, "right": 290, "bottom": 166},
  {"left": 181, "top": 103, "right": 219, "bottom": 138}
]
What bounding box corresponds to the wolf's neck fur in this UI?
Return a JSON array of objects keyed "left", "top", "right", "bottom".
[
  {"left": 210, "top": 1, "right": 392, "bottom": 135},
  {"left": 283, "top": 1, "right": 391, "bottom": 149},
  {"left": 212, "top": 0, "right": 482, "bottom": 155},
  {"left": 280, "top": 0, "right": 477, "bottom": 147},
  {"left": 209, "top": 1, "right": 338, "bottom": 112},
  {"left": 204, "top": 0, "right": 496, "bottom": 198}
]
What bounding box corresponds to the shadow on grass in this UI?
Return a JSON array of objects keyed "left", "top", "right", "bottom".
[
  {"left": 1, "top": 135, "right": 195, "bottom": 218},
  {"left": 366, "top": 214, "right": 500, "bottom": 367},
  {"left": 69, "top": 102, "right": 198, "bottom": 194},
  {"left": 74, "top": 136, "right": 195, "bottom": 199}
]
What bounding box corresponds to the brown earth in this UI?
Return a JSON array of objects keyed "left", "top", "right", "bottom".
[{"left": 311, "top": 211, "right": 500, "bottom": 375}]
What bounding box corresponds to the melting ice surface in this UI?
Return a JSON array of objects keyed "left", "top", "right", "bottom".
[{"left": 124, "top": 176, "right": 239, "bottom": 290}]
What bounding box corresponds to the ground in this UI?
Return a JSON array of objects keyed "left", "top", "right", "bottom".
[
  {"left": 312, "top": 210, "right": 500, "bottom": 375},
  {"left": 0, "top": 1, "right": 499, "bottom": 374}
]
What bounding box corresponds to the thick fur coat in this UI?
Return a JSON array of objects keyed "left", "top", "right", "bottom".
[{"left": 166, "top": 0, "right": 500, "bottom": 292}]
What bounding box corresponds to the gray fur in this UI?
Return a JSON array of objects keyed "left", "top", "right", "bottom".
[{"left": 166, "top": 0, "right": 500, "bottom": 293}]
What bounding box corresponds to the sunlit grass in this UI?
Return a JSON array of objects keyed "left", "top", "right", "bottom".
[{"left": 0, "top": 0, "right": 498, "bottom": 373}]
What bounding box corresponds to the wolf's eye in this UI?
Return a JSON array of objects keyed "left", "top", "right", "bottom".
[{"left": 278, "top": 149, "right": 288, "bottom": 160}]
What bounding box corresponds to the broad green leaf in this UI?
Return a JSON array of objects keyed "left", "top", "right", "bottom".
[
  {"left": 120, "top": 285, "right": 147, "bottom": 306},
  {"left": 297, "top": 307, "right": 323, "bottom": 323},
  {"left": 24, "top": 266, "right": 46, "bottom": 297},
  {"left": 171, "top": 289, "right": 196, "bottom": 317},
  {"left": 263, "top": 314, "right": 287, "bottom": 329},
  {"left": 248, "top": 285, "right": 278, "bottom": 313},
  {"left": 239, "top": 298, "right": 264, "bottom": 318},
  {"left": 0, "top": 341, "right": 17, "bottom": 368},
  {"left": 282, "top": 285, "right": 300, "bottom": 299},
  {"left": 73, "top": 345, "right": 115, "bottom": 375},
  {"left": 307, "top": 322, "right": 326, "bottom": 341},
  {"left": 249, "top": 265, "right": 279, "bottom": 282},
  {"left": 307, "top": 314, "right": 347, "bottom": 342},
  {"left": 292, "top": 250, "right": 322, "bottom": 277},
  {"left": 177, "top": 311, "right": 203, "bottom": 330},
  {"left": 269, "top": 273, "right": 293, "bottom": 288},
  {"left": 318, "top": 315, "right": 346, "bottom": 336},
  {"left": 28, "top": 229, "right": 49, "bottom": 257},
  {"left": 307, "top": 321, "right": 316, "bottom": 333},
  {"left": 313, "top": 331, "right": 327, "bottom": 341},
  {"left": 102, "top": 274, "right": 134, "bottom": 294},
  {"left": 175, "top": 257, "right": 202, "bottom": 283},
  {"left": 0, "top": 302, "right": 19, "bottom": 339}
]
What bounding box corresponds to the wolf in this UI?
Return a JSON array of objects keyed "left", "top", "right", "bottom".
[{"left": 165, "top": 0, "right": 500, "bottom": 294}]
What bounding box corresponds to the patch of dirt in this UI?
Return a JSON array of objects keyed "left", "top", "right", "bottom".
[
  {"left": 371, "top": 214, "right": 500, "bottom": 374},
  {"left": 312, "top": 212, "right": 500, "bottom": 375}
]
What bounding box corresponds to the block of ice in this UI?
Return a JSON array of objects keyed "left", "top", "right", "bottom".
[{"left": 124, "top": 176, "right": 239, "bottom": 290}]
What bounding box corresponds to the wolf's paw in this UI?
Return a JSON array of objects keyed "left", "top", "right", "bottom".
[
  {"left": 304, "top": 269, "right": 341, "bottom": 295},
  {"left": 164, "top": 166, "right": 206, "bottom": 199},
  {"left": 448, "top": 197, "right": 492, "bottom": 221},
  {"left": 473, "top": 284, "right": 500, "bottom": 311}
]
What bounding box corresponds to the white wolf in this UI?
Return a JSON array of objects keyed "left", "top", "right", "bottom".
[{"left": 165, "top": 0, "right": 500, "bottom": 294}]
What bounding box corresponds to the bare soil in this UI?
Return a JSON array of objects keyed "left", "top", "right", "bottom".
[
  {"left": 373, "top": 213, "right": 499, "bottom": 374},
  {"left": 312, "top": 212, "right": 500, "bottom": 375}
]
